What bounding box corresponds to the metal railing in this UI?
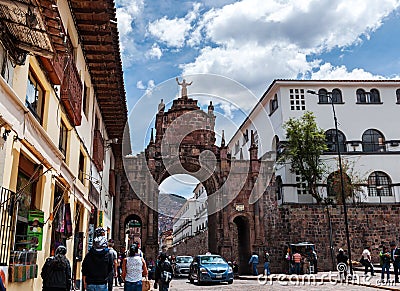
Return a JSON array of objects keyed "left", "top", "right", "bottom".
[{"left": 0, "top": 187, "right": 18, "bottom": 266}]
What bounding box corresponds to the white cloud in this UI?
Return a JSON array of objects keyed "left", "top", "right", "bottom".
[
  {"left": 146, "top": 43, "right": 163, "bottom": 59},
  {"left": 147, "top": 16, "right": 189, "bottom": 48},
  {"left": 136, "top": 80, "right": 156, "bottom": 95},
  {"left": 147, "top": 3, "right": 202, "bottom": 48},
  {"left": 116, "top": 0, "right": 145, "bottom": 65},
  {"left": 136, "top": 80, "right": 145, "bottom": 90},
  {"left": 159, "top": 174, "right": 200, "bottom": 197},
  {"left": 177, "top": 0, "right": 400, "bottom": 116},
  {"left": 309, "top": 62, "right": 400, "bottom": 80}
]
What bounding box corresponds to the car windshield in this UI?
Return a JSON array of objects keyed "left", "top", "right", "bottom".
[
  {"left": 200, "top": 256, "right": 226, "bottom": 264},
  {"left": 176, "top": 257, "right": 193, "bottom": 263}
]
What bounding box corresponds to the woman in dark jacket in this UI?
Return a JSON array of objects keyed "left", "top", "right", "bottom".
[{"left": 41, "top": 245, "right": 71, "bottom": 291}]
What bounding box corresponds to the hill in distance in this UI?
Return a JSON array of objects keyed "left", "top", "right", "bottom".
[{"left": 158, "top": 193, "right": 187, "bottom": 234}]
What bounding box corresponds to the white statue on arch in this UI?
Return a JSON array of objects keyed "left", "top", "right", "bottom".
[{"left": 176, "top": 77, "right": 192, "bottom": 98}]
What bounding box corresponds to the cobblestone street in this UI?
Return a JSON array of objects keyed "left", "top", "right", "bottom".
[{"left": 111, "top": 276, "right": 391, "bottom": 291}]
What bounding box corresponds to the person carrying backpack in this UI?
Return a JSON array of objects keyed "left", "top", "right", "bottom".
[
  {"left": 154, "top": 253, "right": 173, "bottom": 291},
  {"left": 41, "top": 245, "right": 71, "bottom": 291},
  {"left": 82, "top": 236, "right": 113, "bottom": 291}
]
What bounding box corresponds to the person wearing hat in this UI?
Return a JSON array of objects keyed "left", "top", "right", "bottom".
[
  {"left": 107, "top": 239, "right": 118, "bottom": 291},
  {"left": 95, "top": 227, "right": 106, "bottom": 238},
  {"left": 336, "top": 248, "right": 348, "bottom": 280},
  {"left": 82, "top": 236, "right": 113, "bottom": 291},
  {"left": 41, "top": 245, "right": 71, "bottom": 291},
  {"left": 390, "top": 241, "right": 400, "bottom": 283}
]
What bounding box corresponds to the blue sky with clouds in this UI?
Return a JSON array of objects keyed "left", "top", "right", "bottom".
[{"left": 115, "top": 0, "right": 400, "bottom": 197}]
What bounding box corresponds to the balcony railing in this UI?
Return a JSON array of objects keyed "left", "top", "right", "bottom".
[
  {"left": 93, "top": 130, "right": 104, "bottom": 171},
  {"left": 0, "top": 187, "right": 17, "bottom": 265},
  {"left": 61, "top": 59, "right": 82, "bottom": 126}
]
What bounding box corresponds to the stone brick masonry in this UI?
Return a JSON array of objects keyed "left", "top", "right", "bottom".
[
  {"left": 169, "top": 231, "right": 209, "bottom": 257},
  {"left": 264, "top": 203, "right": 400, "bottom": 273}
]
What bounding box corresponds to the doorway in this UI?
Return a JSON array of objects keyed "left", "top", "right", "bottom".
[{"left": 233, "top": 216, "right": 251, "bottom": 274}]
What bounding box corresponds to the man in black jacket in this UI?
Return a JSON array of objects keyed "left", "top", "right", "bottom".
[
  {"left": 154, "top": 252, "right": 173, "bottom": 291},
  {"left": 390, "top": 242, "right": 400, "bottom": 283},
  {"left": 41, "top": 245, "right": 71, "bottom": 291},
  {"left": 336, "top": 248, "right": 348, "bottom": 280},
  {"left": 82, "top": 236, "right": 113, "bottom": 291}
]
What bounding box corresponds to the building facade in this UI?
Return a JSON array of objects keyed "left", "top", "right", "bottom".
[
  {"left": 172, "top": 198, "right": 195, "bottom": 246},
  {"left": 192, "top": 183, "right": 208, "bottom": 236},
  {"left": 229, "top": 79, "right": 400, "bottom": 204},
  {"left": 172, "top": 183, "right": 208, "bottom": 254},
  {"left": 0, "top": 1, "right": 126, "bottom": 290}
]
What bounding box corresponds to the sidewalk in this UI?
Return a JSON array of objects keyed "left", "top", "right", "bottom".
[{"left": 239, "top": 269, "right": 400, "bottom": 291}]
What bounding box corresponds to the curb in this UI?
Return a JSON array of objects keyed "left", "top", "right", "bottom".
[{"left": 238, "top": 274, "right": 400, "bottom": 290}]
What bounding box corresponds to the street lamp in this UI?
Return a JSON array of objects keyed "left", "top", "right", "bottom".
[{"left": 307, "top": 90, "right": 353, "bottom": 276}]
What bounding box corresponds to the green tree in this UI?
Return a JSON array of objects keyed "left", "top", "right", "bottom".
[
  {"left": 277, "top": 111, "right": 327, "bottom": 203},
  {"left": 327, "top": 158, "right": 367, "bottom": 204}
]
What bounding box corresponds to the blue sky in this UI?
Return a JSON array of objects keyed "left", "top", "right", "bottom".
[{"left": 115, "top": 0, "right": 400, "bottom": 197}]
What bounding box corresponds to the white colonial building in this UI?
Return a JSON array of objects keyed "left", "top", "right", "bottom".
[
  {"left": 228, "top": 80, "right": 400, "bottom": 204},
  {"left": 172, "top": 183, "right": 208, "bottom": 246}
]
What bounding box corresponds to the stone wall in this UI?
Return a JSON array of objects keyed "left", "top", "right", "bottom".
[
  {"left": 264, "top": 202, "right": 400, "bottom": 273},
  {"left": 168, "top": 231, "right": 209, "bottom": 257}
]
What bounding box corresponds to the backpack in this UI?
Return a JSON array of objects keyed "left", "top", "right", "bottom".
[{"left": 160, "top": 261, "right": 172, "bottom": 284}]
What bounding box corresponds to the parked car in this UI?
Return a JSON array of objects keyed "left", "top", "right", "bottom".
[
  {"left": 189, "top": 254, "right": 234, "bottom": 285},
  {"left": 174, "top": 256, "right": 193, "bottom": 277}
]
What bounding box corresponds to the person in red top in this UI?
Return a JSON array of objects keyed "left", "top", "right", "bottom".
[{"left": 293, "top": 252, "right": 302, "bottom": 275}]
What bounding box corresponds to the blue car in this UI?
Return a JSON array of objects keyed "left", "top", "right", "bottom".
[{"left": 189, "top": 254, "right": 234, "bottom": 285}]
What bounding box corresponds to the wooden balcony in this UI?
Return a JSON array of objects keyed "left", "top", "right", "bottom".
[
  {"left": 109, "top": 169, "right": 115, "bottom": 196},
  {"left": 61, "top": 59, "right": 82, "bottom": 126},
  {"left": 93, "top": 130, "right": 104, "bottom": 171},
  {"left": 39, "top": 54, "right": 67, "bottom": 85}
]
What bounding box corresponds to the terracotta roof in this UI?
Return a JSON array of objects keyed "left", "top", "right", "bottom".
[{"left": 69, "top": 0, "right": 127, "bottom": 140}]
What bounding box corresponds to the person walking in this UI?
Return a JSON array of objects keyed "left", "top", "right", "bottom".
[
  {"left": 362, "top": 246, "right": 374, "bottom": 276},
  {"left": 121, "top": 243, "right": 148, "bottom": 291},
  {"left": 154, "top": 252, "right": 173, "bottom": 291},
  {"left": 107, "top": 239, "right": 118, "bottom": 291},
  {"left": 248, "top": 252, "right": 259, "bottom": 276},
  {"left": 82, "top": 236, "right": 113, "bottom": 291},
  {"left": 390, "top": 241, "right": 400, "bottom": 283},
  {"left": 263, "top": 252, "right": 271, "bottom": 276},
  {"left": 41, "top": 245, "right": 71, "bottom": 291},
  {"left": 336, "top": 248, "right": 348, "bottom": 280},
  {"left": 0, "top": 275, "right": 5, "bottom": 291},
  {"left": 380, "top": 245, "right": 391, "bottom": 283}
]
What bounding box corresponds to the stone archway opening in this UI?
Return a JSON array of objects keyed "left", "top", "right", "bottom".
[
  {"left": 233, "top": 216, "right": 251, "bottom": 275},
  {"left": 124, "top": 214, "right": 142, "bottom": 251},
  {"left": 158, "top": 174, "right": 210, "bottom": 256}
]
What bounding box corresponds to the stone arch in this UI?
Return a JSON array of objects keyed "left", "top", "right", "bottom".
[
  {"left": 118, "top": 92, "right": 272, "bottom": 261},
  {"left": 123, "top": 214, "right": 143, "bottom": 248}
]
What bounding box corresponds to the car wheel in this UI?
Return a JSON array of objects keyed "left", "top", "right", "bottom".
[
  {"left": 228, "top": 279, "right": 233, "bottom": 284},
  {"left": 197, "top": 272, "right": 203, "bottom": 285}
]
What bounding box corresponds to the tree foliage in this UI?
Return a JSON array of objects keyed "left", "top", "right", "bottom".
[
  {"left": 327, "top": 158, "right": 367, "bottom": 204},
  {"left": 277, "top": 111, "right": 327, "bottom": 203}
]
